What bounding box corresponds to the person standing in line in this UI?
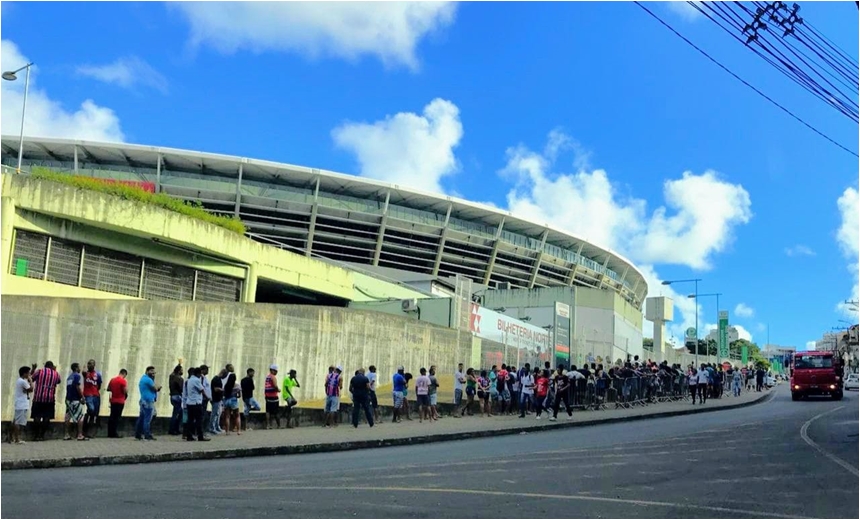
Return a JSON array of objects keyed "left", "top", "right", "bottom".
[
  {"left": 732, "top": 367, "right": 743, "bottom": 397},
  {"left": 184, "top": 367, "right": 209, "bottom": 442},
  {"left": 477, "top": 370, "right": 492, "bottom": 417},
  {"left": 755, "top": 367, "right": 765, "bottom": 392},
  {"left": 458, "top": 368, "right": 477, "bottom": 417},
  {"left": 367, "top": 366, "right": 380, "bottom": 423},
  {"left": 10, "top": 366, "right": 32, "bottom": 444},
  {"left": 106, "top": 369, "right": 128, "bottom": 438},
  {"left": 518, "top": 363, "right": 532, "bottom": 414},
  {"left": 428, "top": 366, "right": 440, "bottom": 420},
  {"left": 534, "top": 369, "right": 550, "bottom": 419},
  {"left": 454, "top": 363, "right": 466, "bottom": 410},
  {"left": 688, "top": 368, "right": 699, "bottom": 405},
  {"left": 324, "top": 366, "right": 343, "bottom": 428},
  {"left": 168, "top": 365, "right": 184, "bottom": 436},
  {"left": 392, "top": 366, "right": 407, "bottom": 423},
  {"left": 64, "top": 363, "right": 87, "bottom": 441},
  {"left": 241, "top": 368, "right": 260, "bottom": 431},
  {"left": 209, "top": 369, "right": 225, "bottom": 435},
  {"left": 697, "top": 364, "right": 710, "bottom": 405},
  {"left": 200, "top": 365, "right": 212, "bottom": 429},
  {"left": 518, "top": 368, "right": 535, "bottom": 418},
  {"left": 414, "top": 368, "right": 432, "bottom": 423},
  {"left": 135, "top": 366, "right": 160, "bottom": 441},
  {"left": 82, "top": 359, "right": 103, "bottom": 438},
  {"left": 509, "top": 366, "right": 520, "bottom": 416},
  {"left": 349, "top": 367, "right": 374, "bottom": 428},
  {"left": 402, "top": 372, "right": 414, "bottom": 420},
  {"left": 30, "top": 361, "right": 61, "bottom": 441},
  {"left": 551, "top": 365, "right": 573, "bottom": 421},
  {"left": 282, "top": 369, "right": 300, "bottom": 428},
  {"left": 221, "top": 364, "right": 241, "bottom": 435},
  {"left": 264, "top": 365, "right": 281, "bottom": 429}
]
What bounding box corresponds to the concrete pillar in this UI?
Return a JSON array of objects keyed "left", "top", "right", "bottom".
[
  {"left": 243, "top": 262, "right": 258, "bottom": 302},
  {"left": 1, "top": 197, "right": 16, "bottom": 278},
  {"left": 645, "top": 296, "right": 674, "bottom": 363}
]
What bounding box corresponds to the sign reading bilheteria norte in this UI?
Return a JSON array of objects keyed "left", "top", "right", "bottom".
[{"left": 469, "top": 303, "right": 550, "bottom": 351}]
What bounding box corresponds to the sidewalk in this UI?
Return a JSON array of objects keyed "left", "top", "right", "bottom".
[{"left": 1, "top": 387, "right": 773, "bottom": 470}]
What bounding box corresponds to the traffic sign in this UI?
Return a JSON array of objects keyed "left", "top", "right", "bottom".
[{"left": 685, "top": 327, "right": 697, "bottom": 338}]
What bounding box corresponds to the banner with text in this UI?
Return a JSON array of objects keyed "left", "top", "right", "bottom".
[
  {"left": 718, "top": 310, "right": 729, "bottom": 359},
  {"left": 470, "top": 303, "right": 551, "bottom": 353}
]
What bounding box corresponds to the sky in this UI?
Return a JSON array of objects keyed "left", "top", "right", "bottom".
[{"left": 2, "top": 1, "right": 858, "bottom": 350}]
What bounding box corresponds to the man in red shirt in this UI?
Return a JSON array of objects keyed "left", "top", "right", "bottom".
[
  {"left": 82, "top": 359, "right": 103, "bottom": 437},
  {"left": 107, "top": 369, "right": 128, "bottom": 438},
  {"left": 30, "top": 361, "right": 61, "bottom": 441}
]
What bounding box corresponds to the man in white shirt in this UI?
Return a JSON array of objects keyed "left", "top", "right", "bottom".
[
  {"left": 453, "top": 363, "right": 466, "bottom": 408},
  {"left": 12, "top": 366, "right": 33, "bottom": 444},
  {"left": 414, "top": 368, "right": 432, "bottom": 423},
  {"left": 367, "top": 365, "right": 380, "bottom": 422},
  {"left": 518, "top": 369, "right": 535, "bottom": 418}
]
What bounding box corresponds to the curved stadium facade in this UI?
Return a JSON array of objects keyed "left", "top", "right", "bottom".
[{"left": 1, "top": 136, "right": 647, "bottom": 308}]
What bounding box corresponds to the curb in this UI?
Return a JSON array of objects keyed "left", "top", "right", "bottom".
[{"left": 1, "top": 390, "right": 772, "bottom": 471}]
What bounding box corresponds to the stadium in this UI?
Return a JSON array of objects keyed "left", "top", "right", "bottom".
[{"left": 0, "top": 136, "right": 647, "bottom": 308}]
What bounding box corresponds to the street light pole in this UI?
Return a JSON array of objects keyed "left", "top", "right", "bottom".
[
  {"left": 663, "top": 278, "right": 703, "bottom": 367},
  {"left": 689, "top": 292, "right": 723, "bottom": 361},
  {"left": 2, "top": 62, "right": 34, "bottom": 173}
]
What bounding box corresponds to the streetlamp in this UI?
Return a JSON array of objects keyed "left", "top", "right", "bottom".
[
  {"left": 689, "top": 292, "right": 722, "bottom": 360},
  {"left": 662, "top": 278, "right": 702, "bottom": 366},
  {"left": 2, "top": 62, "right": 34, "bottom": 174}
]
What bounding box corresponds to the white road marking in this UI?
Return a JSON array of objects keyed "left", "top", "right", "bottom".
[{"left": 800, "top": 405, "right": 858, "bottom": 478}]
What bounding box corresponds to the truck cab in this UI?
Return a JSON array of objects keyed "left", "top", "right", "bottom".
[{"left": 790, "top": 351, "right": 843, "bottom": 401}]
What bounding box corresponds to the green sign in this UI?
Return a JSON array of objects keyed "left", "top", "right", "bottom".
[
  {"left": 718, "top": 310, "right": 729, "bottom": 359},
  {"left": 685, "top": 327, "right": 696, "bottom": 339},
  {"left": 741, "top": 345, "right": 749, "bottom": 365}
]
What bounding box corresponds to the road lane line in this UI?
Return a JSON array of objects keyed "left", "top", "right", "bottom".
[
  {"left": 202, "top": 484, "right": 805, "bottom": 518},
  {"left": 800, "top": 405, "right": 858, "bottom": 478}
]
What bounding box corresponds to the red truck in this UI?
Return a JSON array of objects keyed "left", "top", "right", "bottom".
[{"left": 790, "top": 351, "right": 843, "bottom": 401}]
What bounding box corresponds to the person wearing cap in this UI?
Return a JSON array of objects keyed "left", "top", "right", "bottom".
[
  {"left": 30, "top": 361, "right": 61, "bottom": 441},
  {"left": 264, "top": 365, "right": 281, "bottom": 429},
  {"left": 324, "top": 366, "right": 343, "bottom": 428},
  {"left": 282, "top": 369, "right": 300, "bottom": 428}
]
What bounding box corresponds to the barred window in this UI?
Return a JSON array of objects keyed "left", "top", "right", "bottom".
[
  {"left": 80, "top": 245, "right": 142, "bottom": 297},
  {"left": 195, "top": 270, "right": 243, "bottom": 302},
  {"left": 10, "top": 230, "right": 48, "bottom": 279},
  {"left": 46, "top": 238, "right": 83, "bottom": 286},
  {"left": 142, "top": 260, "right": 194, "bottom": 301}
]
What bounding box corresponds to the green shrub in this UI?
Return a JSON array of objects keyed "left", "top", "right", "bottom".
[{"left": 29, "top": 167, "right": 247, "bottom": 235}]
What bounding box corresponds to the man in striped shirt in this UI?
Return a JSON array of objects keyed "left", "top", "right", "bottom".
[{"left": 31, "top": 361, "right": 61, "bottom": 441}]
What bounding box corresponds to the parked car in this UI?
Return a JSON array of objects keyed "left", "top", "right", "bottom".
[
  {"left": 766, "top": 375, "right": 777, "bottom": 388},
  {"left": 845, "top": 373, "right": 859, "bottom": 391}
]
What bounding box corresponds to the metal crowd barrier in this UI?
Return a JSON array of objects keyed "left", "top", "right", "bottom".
[{"left": 557, "top": 374, "right": 689, "bottom": 412}]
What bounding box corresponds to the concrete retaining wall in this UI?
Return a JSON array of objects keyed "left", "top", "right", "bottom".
[{"left": 1, "top": 296, "right": 473, "bottom": 420}]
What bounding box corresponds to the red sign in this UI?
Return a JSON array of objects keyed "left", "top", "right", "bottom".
[{"left": 77, "top": 176, "right": 156, "bottom": 193}]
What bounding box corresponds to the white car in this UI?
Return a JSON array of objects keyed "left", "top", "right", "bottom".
[
  {"left": 845, "top": 374, "right": 859, "bottom": 391},
  {"left": 766, "top": 375, "right": 777, "bottom": 388}
]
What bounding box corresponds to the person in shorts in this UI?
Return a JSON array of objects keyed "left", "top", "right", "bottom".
[
  {"left": 11, "top": 366, "right": 33, "bottom": 444},
  {"left": 324, "top": 366, "right": 343, "bottom": 428},
  {"left": 241, "top": 368, "right": 261, "bottom": 431},
  {"left": 428, "top": 365, "right": 440, "bottom": 420},
  {"left": 367, "top": 365, "right": 380, "bottom": 422},
  {"left": 30, "top": 361, "right": 61, "bottom": 441},
  {"left": 64, "top": 363, "right": 87, "bottom": 441},
  {"left": 454, "top": 363, "right": 466, "bottom": 407},
  {"left": 82, "top": 359, "right": 103, "bottom": 437},
  {"left": 414, "top": 367, "right": 432, "bottom": 423},
  {"left": 221, "top": 364, "right": 241, "bottom": 435},
  {"left": 264, "top": 365, "right": 280, "bottom": 429},
  {"left": 281, "top": 369, "right": 300, "bottom": 428}
]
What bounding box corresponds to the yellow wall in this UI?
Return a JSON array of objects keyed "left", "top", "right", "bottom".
[
  {"left": 1, "top": 276, "right": 141, "bottom": 300},
  {"left": 1, "top": 296, "right": 473, "bottom": 420},
  {"left": 0, "top": 174, "right": 428, "bottom": 303}
]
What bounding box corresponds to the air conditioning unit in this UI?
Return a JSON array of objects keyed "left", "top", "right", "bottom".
[
  {"left": 401, "top": 299, "right": 419, "bottom": 312},
  {"left": 498, "top": 282, "right": 512, "bottom": 291}
]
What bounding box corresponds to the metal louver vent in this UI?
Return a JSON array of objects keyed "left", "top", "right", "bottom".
[
  {"left": 195, "top": 270, "right": 243, "bottom": 302},
  {"left": 143, "top": 260, "right": 194, "bottom": 301},
  {"left": 10, "top": 230, "right": 48, "bottom": 279},
  {"left": 80, "top": 245, "right": 142, "bottom": 297},
  {"left": 46, "top": 238, "right": 82, "bottom": 286}
]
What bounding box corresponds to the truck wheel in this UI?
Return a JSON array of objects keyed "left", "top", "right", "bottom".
[
  {"left": 833, "top": 391, "right": 843, "bottom": 401},
  {"left": 791, "top": 393, "right": 800, "bottom": 401}
]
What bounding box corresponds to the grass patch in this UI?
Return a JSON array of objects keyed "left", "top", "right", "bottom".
[{"left": 30, "top": 167, "right": 247, "bottom": 235}]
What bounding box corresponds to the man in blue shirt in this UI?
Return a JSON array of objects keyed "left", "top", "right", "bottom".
[
  {"left": 135, "top": 366, "right": 161, "bottom": 441},
  {"left": 392, "top": 366, "right": 406, "bottom": 424},
  {"left": 183, "top": 367, "right": 209, "bottom": 442}
]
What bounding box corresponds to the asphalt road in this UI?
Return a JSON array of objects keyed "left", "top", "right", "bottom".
[{"left": 2, "top": 386, "right": 857, "bottom": 519}]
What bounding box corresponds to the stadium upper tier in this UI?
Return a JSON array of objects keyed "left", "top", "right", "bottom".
[{"left": 1, "top": 136, "right": 647, "bottom": 308}]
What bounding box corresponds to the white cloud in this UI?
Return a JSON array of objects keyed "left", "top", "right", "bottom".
[
  {"left": 666, "top": 1, "right": 702, "bottom": 22},
  {"left": 804, "top": 341, "right": 816, "bottom": 351},
  {"left": 784, "top": 244, "right": 816, "bottom": 257},
  {"left": 332, "top": 98, "right": 463, "bottom": 194},
  {"left": 76, "top": 56, "right": 168, "bottom": 94},
  {"left": 734, "top": 303, "right": 755, "bottom": 318},
  {"left": 836, "top": 187, "right": 859, "bottom": 317},
  {"left": 734, "top": 324, "right": 753, "bottom": 342},
  {"left": 173, "top": 2, "right": 457, "bottom": 70},
  {"left": 1, "top": 40, "right": 124, "bottom": 142},
  {"left": 502, "top": 131, "right": 752, "bottom": 270}
]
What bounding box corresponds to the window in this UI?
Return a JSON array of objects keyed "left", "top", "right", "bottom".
[{"left": 794, "top": 356, "right": 833, "bottom": 369}]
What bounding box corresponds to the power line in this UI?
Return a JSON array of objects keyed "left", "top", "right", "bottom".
[{"left": 634, "top": 1, "right": 858, "bottom": 158}]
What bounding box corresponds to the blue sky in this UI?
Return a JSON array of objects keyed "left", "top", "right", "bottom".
[{"left": 2, "top": 1, "right": 858, "bottom": 349}]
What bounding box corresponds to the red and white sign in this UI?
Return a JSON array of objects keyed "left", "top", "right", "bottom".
[{"left": 470, "top": 303, "right": 550, "bottom": 352}]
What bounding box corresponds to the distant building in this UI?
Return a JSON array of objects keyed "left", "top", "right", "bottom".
[{"left": 706, "top": 326, "right": 740, "bottom": 344}]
